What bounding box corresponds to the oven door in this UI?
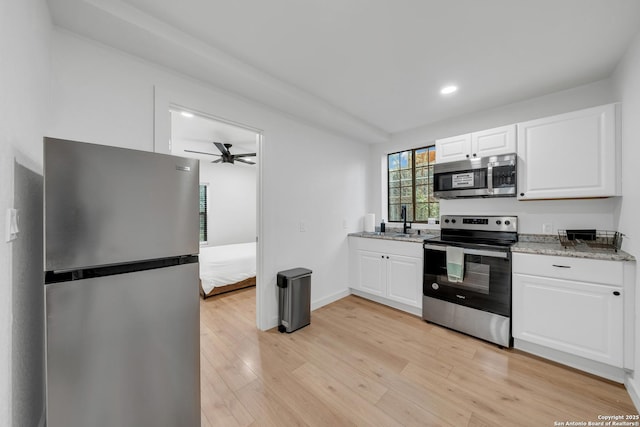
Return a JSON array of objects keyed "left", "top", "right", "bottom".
[{"left": 423, "top": 244, "right": 511, "bottom": 316}]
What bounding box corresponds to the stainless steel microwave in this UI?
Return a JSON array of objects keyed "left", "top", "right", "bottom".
[{"left": 434, "top": 153, "right": 517, "bottom": 199}]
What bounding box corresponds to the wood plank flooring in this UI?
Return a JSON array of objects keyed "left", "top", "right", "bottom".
[{"left": 199, "top": 288, "right": 637, "bottom": 426}]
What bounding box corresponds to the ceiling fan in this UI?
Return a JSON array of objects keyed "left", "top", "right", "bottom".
[{"left": 185, "top": 142, "right": 256, "bottom": 165}]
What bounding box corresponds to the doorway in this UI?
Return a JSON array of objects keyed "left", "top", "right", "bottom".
[{"left": 165, "top": 107, "right": 263, "bottom": 326}]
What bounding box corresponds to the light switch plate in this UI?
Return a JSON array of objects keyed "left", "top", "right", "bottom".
[
  {"left": 542, "top": 223, "right": 553, "bottom": 234},
  {"left": 6, "top": 208, "right": 19, "bottom": 242}
]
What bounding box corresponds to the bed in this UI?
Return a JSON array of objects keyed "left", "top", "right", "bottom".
[{"left": 199, "top": 242, "right": 256, "bottom": 298}]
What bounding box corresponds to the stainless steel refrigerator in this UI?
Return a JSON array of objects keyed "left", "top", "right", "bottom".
[{"left": 43, "top": 137, "right": 201, "bottom": 427}]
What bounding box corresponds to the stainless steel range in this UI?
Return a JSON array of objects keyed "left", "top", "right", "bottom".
[{"left": 422, "top": 215, "right": 518, "bottom": 347}]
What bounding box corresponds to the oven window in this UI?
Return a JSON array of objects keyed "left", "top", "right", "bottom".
[
  {"left": 438, "top": 260, "right": 490, "bottom": 294},
  {"left": 423, "top": 249, "right": 512, "bottom": 316}
]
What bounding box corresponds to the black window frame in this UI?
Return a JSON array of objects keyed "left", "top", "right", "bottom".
[
  {"left": 199, "top": 183, "right": 208, "bottom": 244},
  {"left": 387, "top": 145, "right": 438, "bottom": 223}
]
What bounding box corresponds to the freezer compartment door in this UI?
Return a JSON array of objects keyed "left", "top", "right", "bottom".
[
  {"left": 45, "top": 138, "right": 199, "bottom": 271},
  {"left": 45, "top": 263, "right": 200, "bottom": 427}
]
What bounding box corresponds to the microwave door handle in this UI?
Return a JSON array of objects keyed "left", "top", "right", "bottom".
[{"left": 487, "top": 163, "right": 493, "bottom": 194}]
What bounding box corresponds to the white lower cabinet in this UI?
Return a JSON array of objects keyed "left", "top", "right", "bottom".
[
  {"left": 357, "top": 250, "right": 385, "bottom": 296},
  {"left": 512, "top": 273, "right": 622, "bottom": 367},
  {"left": 349, "top": 237, "right": 423, "bottom": 314},
  {"left": 512, "top": 253, "right": 629, "bottom": 380}
]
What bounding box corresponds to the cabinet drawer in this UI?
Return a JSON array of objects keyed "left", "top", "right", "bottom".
[
  {"left": 512, "top": 253, "right": 622, "bottom": 286},
  {"left": 349, "top": 237, "right": 423, "bottom": 257}
]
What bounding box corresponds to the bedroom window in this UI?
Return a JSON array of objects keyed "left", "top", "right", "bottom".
[
  {"left": 387, "top": 145, "right": 439, "bottom": 223},
  {"left": 199, "top": 184, "right": 208, "bottom": 244}
]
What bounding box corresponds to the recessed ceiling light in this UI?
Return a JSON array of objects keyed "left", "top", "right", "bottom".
[
  {"left": 180, "top": 111, "right": 194, "bottom": 118},
  {"left": 440, "top": 85, "right": 458, "bottom": 95}
]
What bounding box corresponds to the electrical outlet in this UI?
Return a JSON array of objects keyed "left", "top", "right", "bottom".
[
  {"left": 542, "top": 223, "right": 553, "bottom": 234},
  {"left": 342, "top": 219, "right": 348, "bottom": 229},
  {"left": 299, "top": 220, "right": 306, "bottom": 232}
]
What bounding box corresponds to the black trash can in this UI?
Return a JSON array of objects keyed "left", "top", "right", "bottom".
[{"left": 277, "top": 268, "right": 312, "bottom": 333}]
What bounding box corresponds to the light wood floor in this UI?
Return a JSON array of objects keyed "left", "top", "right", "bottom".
[{"left": 199, "top": 287, "right": 636, "bottom": 426}]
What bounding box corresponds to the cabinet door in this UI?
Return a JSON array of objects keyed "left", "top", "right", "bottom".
[
  {"left": 472, "top": 125, "right": 516, "bottom": 158},
  {"left": 513, "top": 273, "right": 623, "bottom": 367},
  {"left": 357, "top": 250, "right": 386, "bottom": 296},
  {"left": 517, "top": 104, "right": 618, "bottom": 199},
  {"left": 386, "top": 255, "right": 422, "bottom": 307},
  {"left": 435, "top": 133, "right": 472, "bottom": 163}
]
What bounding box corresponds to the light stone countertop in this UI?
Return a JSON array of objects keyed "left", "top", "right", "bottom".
[
  {"left": 512, "top": 236, "right": 635, "bottom": 262},
  {"left": 350, "top": 231, "right": 635, "bottom": 262},
  {"left": 348, "top": 230, "right": 439, "bottom": 244}
]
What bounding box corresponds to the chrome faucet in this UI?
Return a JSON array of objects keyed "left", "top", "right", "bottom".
[{"left": 401, "top": 205, "right": 411, "bottom": 234}]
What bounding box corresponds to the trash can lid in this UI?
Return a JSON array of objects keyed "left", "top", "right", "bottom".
[{"left": 277, "top": 267, "right": 312, "bottom": 280}]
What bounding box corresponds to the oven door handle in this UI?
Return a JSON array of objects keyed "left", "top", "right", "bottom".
[{"left": 423, "top": 244, "right": 509, "bottom": 259}]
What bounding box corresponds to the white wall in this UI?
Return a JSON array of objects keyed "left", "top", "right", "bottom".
[
  {"left": 370, "top": 79, "right": 620, "bottom": 234},
  {"left": 0, "top": 0, "right": 51, "bottom": 425},
  {"left": 199, "top": 161, "right": 256, "bottom": 247},
  {"left": 48, "top": 29, "right": 369, "bottom": 330},
  {"left": 612, "top": 29, "right": 640, "bottom": 409}
]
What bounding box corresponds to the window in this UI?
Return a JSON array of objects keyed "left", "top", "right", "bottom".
[
  {"left": 199, "top": 184, "right": 208, "bottom": 243},
  {"left": 388, "top": 146, "right": 439, "bottom": 222}
]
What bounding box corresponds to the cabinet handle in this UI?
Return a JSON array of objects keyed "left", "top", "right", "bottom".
[
  {"left": 613, "top": 291, "right": 621, "bottom": 296},
  {"left": 472, "top": 153, "right": 477, "bottom": 157},
  {"left": 386, "top": 256, "right": 389, "bottom": 259},
  {"left": 466, "top": 154, "right": 470, "bottom": 158},
  {"left": 520, "top": 193, "right": 525, "bottom": 197},
  {"left": 552, "top": 264, "right": 571, "bottom": 268}
]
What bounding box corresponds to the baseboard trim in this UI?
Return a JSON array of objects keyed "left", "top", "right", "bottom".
[
  {"left": 349, "top": 288, "right": 421, "bottom": 317},
  {"left": 311, "top": 289, "right": 351, "bottom": 311},
  {"left": 625, "top": 375, "right": 640, "bottom": 413},
  {"left": 514, "top": 338, "right": 625, "bottom": 383},
  {"left": 265, "top": 288, "right": 352, "bottom": 331}
]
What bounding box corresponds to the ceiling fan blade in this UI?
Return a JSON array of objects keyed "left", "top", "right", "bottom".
[
  {"left": 234, "top": 153, "right": 257, "bottom": 158},
  {"left": 211, "top": 159, "right": 223, "bottom": 163},
  {"left": 214, "top": 142, "right": 230, "bottom": 156},
  {"left": 235, "top": 158, "right": 256, "bottom": 165},
  {"left": 184, "top": 149, "right": 221, "bottom": 156}
]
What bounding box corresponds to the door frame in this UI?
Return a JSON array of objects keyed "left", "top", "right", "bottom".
[{"left": 153, "top": 85, "right": 267, "bottom": 330}]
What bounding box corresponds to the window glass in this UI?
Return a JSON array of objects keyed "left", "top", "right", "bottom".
[
  {"left": 199, "top": 184, "right": 208, "bottom": 243},
  {"left": 387, "top": 145, "right": 438, "bottom": 223}
]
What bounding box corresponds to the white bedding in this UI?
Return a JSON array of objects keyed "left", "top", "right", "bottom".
[{"left": 199, "top": 242, "right": 256, "bottom": 295}]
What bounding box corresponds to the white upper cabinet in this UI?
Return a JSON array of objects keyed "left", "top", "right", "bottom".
[
  {"left": 473, "top": 125, "right": 517, "bottom": 158},
  {"left": 435, "top": 133, "right": 472, "bottom": 163},
  {"left": 435, "top": 124, "right": 516, "bottom": 163},
  {"left": 517, "top": 103, "right": 620, "bottom": 200}
]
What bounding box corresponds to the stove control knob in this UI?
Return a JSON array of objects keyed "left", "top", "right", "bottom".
[
  {"left": 451, "top": 219, "right": 456, "bottom": 224},
  {"left": 432, "top": 283, "right": 439, "bottom": 290},
  {"left": 505, "top": 220, "right": 511, "bottom": 226},
  {"left": 496, "top": 220, "right": 502, "bottom": 225},
  {"left": 444, "top": 219, "right": 450, "bottom": 223}
]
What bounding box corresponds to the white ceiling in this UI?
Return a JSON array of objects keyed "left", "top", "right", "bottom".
[
  {"left": 170, "top": 111, "right": 258, "bottom": 165},
  {"left": 47, "top": 0, "right": 640, "bottom": 143}
]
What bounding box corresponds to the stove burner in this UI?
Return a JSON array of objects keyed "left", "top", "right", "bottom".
[{"left": 436, "top": 215, "right": 518, "bottom": 248}]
